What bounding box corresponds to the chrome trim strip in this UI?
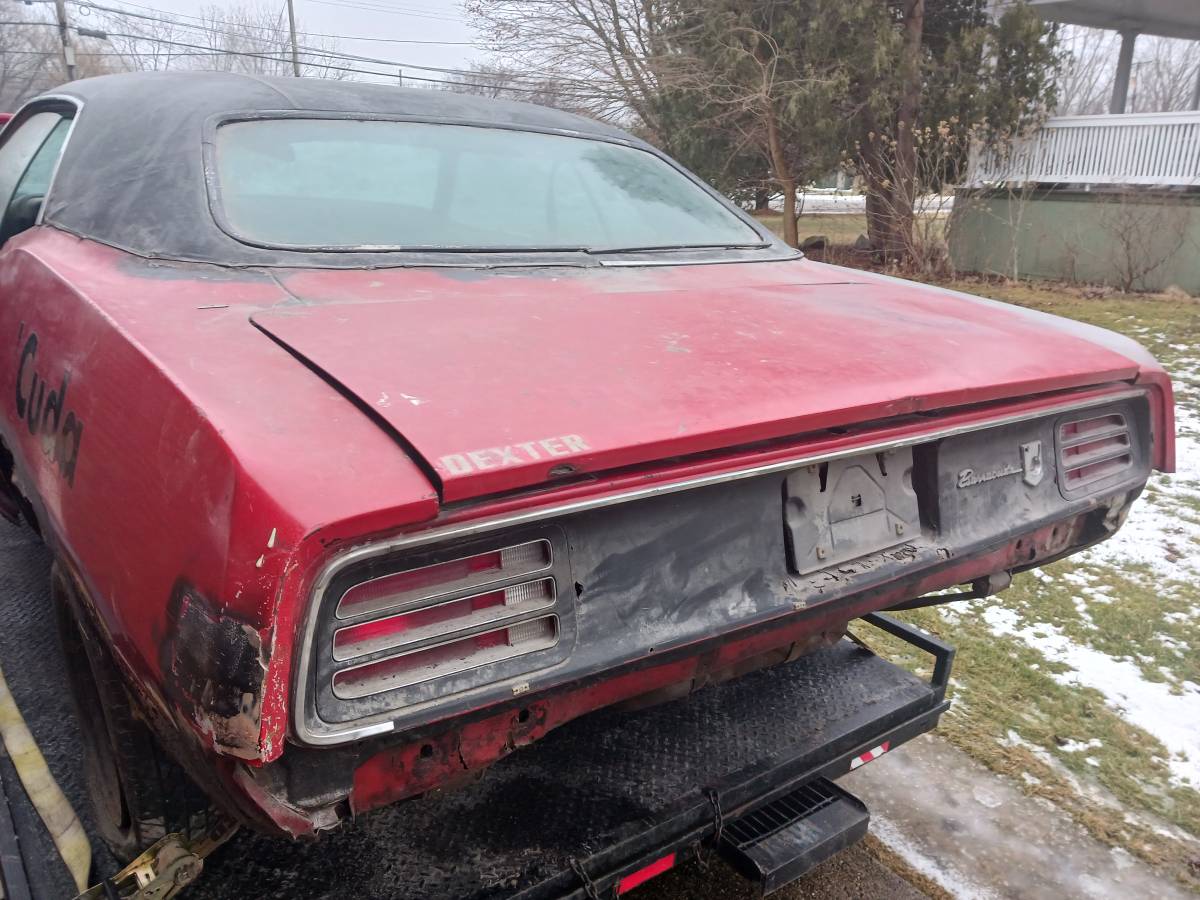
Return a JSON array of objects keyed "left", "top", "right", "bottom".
[
  {"left": 292, "top": 386, "right": 1147, "bottom": 745},
  {"left": 331, "top": 577, "right": 558, "bottom": 662},
  {"left": 331, "top": 614, "right": 560, "bottom": 700},
  {"left": 333, "top": 537, "right": 552, "bottom": 620},
  {"left": 34, "top": 95, "right": 82, "bottom": 227},
  {"left": 1061, "top": 442, "right": 1130, "bottom": 471}
]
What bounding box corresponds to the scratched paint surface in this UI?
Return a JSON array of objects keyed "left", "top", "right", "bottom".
[
  {"left": 0, "top": 225, "right": 1173, "bottom": 771},
  {"left": 269, "top": 261, "right": 1142, "bottom": 501}
]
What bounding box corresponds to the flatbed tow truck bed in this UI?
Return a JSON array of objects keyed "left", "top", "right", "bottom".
[{"left": 0, "top": 523, "right": 952, "bottom": 899}]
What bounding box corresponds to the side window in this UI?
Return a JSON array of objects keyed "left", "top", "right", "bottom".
[{"left": 0, "top": 110, "right": 71, "bottom": 245}]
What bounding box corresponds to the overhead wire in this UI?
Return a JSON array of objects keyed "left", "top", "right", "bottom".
[
  {"left": 68, "top": 0, "right": 486, "bottom": 45},
  {"left": 71, "top": 1, "right": 592, "bottom": 91},
  {"left": 3, "top": 0, "right": 578, "bottom": 96},
  {"left": 64, "top": 0, "right": 580, "bottom": 86},
  {"left": 98, "top": 31, "right": 566, "bottom": 94}
]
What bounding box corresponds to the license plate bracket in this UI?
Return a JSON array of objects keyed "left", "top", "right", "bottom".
[{"left": 783, "top": 448, "right": 922, "bottom": 575}]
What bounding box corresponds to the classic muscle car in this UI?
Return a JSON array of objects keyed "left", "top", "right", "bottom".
[{"left": 0, "top": 72, "right": 1174, "bottom": 861}]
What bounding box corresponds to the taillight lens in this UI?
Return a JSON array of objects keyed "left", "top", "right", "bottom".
[
  {"left": 332, "top": 578, "right": 556, "bottom": 660},
  {"left": 1058, "top": 413, "right": 1133, "bottom": 494},
  {"left": 332, "top": 616, "right": 558, "bottom": 700},
  {"left": 326, "top": 538, "right": 566, "bottom": 701},
  {"left": 336, "top": 539, "right": 551, "bottom": 619}
]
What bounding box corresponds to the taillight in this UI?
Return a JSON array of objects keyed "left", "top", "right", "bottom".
[
  {"left": 332, "top": 617, "right": 558, "bottom": 699},
  {"left": 336, "top": 539, "right": 551, "bottom": 619},
  {"left": 1058, "top": 413, "right": 1133, "bottom": 495},
  {"left": 332, "top": 578, "right": 556, "bottom": 660},
  {"left": 326, "top": 537, "right": 567, "bottom": 701}
]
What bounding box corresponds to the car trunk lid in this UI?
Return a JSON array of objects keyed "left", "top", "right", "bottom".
[{"left": 257, "top": 262, "right": 1140, "bottom": 502}]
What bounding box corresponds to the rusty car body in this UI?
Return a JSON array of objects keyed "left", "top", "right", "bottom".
[{"left": 0, "top": 72, "right": 1175, "bottom": 855}]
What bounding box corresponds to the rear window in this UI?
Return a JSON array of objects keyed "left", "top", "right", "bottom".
[{"left": 213, "top": 119, "right": 762, "bottom": 252}]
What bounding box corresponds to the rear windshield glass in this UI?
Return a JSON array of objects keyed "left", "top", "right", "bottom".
[{"left": 214, "top": 119, "right": 762, "bottom": 252}]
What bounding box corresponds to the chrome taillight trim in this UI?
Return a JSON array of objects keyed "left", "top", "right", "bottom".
[
  {"left": 331, "top": 577, "right": 558, "bottom": 661},
  {"left": 1058, "top": 412, "right": 1134, "bottom": 494},
  {"left": 334, "top": 538, "right": 552, "bottom": 621},
  {"left": 293, "top": 386, "right": 1148, "bottom": 746},
  {"left": 331, "top": 615, "right": 560, "bottom": 700}
]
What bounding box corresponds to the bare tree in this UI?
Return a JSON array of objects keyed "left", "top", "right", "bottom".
[
  {"left": 0, "top": 7, "right": 123, "bottom": 109},
  {"left": 465, "top": 0, "right": 673, "bottom": 130},
  {"left": 1100, "top": 193, "right": 1191, "bottom": 292},
  {"left": 84, "top": 2, "right": 345, "bottom": 78},
  {"left": 1056, "top": 25, "right": 1200, "bottom": 115},
  {"left": 664, "top": 10, "right": 861, "bottom": 248},
  {"left": 1054, "top": 26, "right": 1118, "bottom": 115},
  {"left": 437, "top": 63, "right": 579, "bottom": 112},
  {"left": 190, "top": 4, "right": 342, "bottom": 77},
  {"left": 1132, "top": 36, "right": 1200, "bottom": 113}
]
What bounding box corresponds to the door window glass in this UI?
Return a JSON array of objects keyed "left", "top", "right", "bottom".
[
  {"left": 0, "top": 111, "right": 71, "bottom": 244},
  {"left": 0, "top": 112, "right": 64, "bottom": 217}
]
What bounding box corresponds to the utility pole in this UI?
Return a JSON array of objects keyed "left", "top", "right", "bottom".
[
  {"left": 285, "top": 0, "right": 300, "bottom": 77},
  {"left": 52, "top": 0, "right": 77, "bottom": 81}
]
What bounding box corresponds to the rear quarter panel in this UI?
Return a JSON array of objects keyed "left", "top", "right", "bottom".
[{"left": 0, "top": 230, "right": 438, "bottom": 762}]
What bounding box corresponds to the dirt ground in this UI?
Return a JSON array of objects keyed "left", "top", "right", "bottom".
[{"left": 641, "top": 837, "right": 937, "bottom": 900}]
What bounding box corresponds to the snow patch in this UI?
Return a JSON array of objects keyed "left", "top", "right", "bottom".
[
  {"left": 1076, "top": 361, "right": 1200, "bottom": 587},
  {"left": 1059, "top": 738, "right": 1103, "bottom": 753},
  {"left": 984, "top": 608, "right": 1200, "bottom": 787},
  {"left": 870, "top": 816, "right": 998, "bottom": 900}
]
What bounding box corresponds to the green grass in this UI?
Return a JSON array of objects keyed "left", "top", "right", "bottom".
[
  {"left": 756, "top": 212, "right": 868, "bottom": 246},
  {"left": 859, "top": 601, "right": 1200, "bottom": 887},
  {"left": 852, "top": 277, "right": 1200, "bottom": 889}
]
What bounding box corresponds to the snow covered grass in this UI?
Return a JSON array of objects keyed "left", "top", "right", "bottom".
[{"left": 861, "top": 282, "right": 1200, "bottom": 890}]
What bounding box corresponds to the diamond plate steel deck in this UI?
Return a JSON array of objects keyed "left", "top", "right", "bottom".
[{"left": 0, "top": 519, "right": 943, "bottom": 900}]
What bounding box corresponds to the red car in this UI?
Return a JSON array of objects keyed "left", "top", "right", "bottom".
[{"left": 0, "top": 73, "right": 1174, "bottom": 864}]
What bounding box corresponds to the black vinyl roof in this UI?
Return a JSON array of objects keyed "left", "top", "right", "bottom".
[{"left": 35, "top": 71, "right": 686, "bottom": 268}]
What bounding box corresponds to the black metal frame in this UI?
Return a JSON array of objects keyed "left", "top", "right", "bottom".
[{"left": 524, "top": 614, "right": 955, "bottom": 899}]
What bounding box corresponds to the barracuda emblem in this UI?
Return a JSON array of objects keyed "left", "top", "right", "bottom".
[
  {"left": 1020, "top": 440, "right": 1045, "bottom": 487},
  {"left": 957, "top": 440, "right": 1044, "bottom": 489}
]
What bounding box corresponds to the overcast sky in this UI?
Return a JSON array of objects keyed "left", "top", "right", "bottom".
[{"left": 87, "top": 0, "right": 490, "bottom": 83}]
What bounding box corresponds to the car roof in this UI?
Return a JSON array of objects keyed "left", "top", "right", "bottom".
[{"left": 34, "top": 71, "right": 652, "bottom": 268}]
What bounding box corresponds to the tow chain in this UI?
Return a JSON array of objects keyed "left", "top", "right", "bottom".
[{"left": 73, "top": 819, "right": 238, "bottom": 900}]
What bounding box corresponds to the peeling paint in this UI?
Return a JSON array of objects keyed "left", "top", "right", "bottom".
[{"left": 160, "top": 583, "right": 269, "bottom": 760}]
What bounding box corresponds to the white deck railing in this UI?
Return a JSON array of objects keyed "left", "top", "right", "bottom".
[{"left": 964, "top": 111, "right": 1200, "bottom": 188}]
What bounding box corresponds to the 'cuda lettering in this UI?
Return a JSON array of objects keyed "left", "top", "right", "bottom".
[{"left": 14, "top": 326, "right": 83, "bottom": 486}]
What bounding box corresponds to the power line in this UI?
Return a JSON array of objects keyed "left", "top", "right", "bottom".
[
  {"left": 69, "top": 0, "right": 485, "bottom": 45},
  {"left": 1, "top": 0, "right": 569, "bottom": 96},
  {"left": 301, "top": 0, "right": 464, "bottom": 24},
  {"left": 99, "top": 31, "right": 563, "bottom": 94},
  {"left": 69, "top": 1, "right": 583, "bottom": 88}
]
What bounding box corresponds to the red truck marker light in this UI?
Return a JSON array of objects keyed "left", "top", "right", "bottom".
[
  {"left": 849, "top": 741, "right": 890, "bottom": 770},
  {"left": 616, "top": 853, "right": 676, "bottom": 894}
]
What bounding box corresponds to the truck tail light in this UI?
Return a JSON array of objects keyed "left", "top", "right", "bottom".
[
  {"left": 1058, "top": 413, "right": 1132, "bottom": 494},
  {"left": 326, "top": 538, "right": 567, "bottom": 702}
]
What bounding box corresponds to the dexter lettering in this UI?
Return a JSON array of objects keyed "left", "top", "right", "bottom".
[{"left": 441, "top": 435, "right": 590, "bottom": 476}]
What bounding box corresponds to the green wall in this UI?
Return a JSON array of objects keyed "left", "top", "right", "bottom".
[{"left": 948, "top": 189, "right": 1200, "bottom": 294}]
